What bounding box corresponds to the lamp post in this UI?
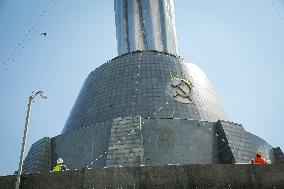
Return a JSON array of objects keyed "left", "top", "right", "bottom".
[{"left": 15, "top": 91, "right": 47, "bottom": 189}]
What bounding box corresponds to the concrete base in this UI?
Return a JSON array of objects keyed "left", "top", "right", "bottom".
[
  {"left": 22, "top": 51, "right": 283, "bottom": 173},
  {"left": 1, "top": 164, "right": 284, "bottom": 189},
  {"left": 23, "top": 117, "right": 283, "bottom": 174}
]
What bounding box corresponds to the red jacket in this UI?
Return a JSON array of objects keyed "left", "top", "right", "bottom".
[{"left": 251, "top": 155, "right": 267, "bottom": 164}]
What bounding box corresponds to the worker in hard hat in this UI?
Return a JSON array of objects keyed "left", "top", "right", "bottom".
[
  {"left": 53, "top": 158, "right": 67, "bottom": 172},
  {"left": 251, "top": 150, "right": 267, "bottom": 164}
]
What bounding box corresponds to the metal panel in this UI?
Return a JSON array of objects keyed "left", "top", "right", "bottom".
[
  {"left": 62, "top": 51, "right": 228, "bottom": 133},
  {"left": 115, "top": 0, "right": 178, "bottom": 55}
]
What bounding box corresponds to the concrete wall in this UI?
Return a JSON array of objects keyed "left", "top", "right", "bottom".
[
  {"left": 107, "top": 116, "right": 144, "bottom": 167},
  {"left": 51, "top": 116, "right": 219, "bottom": 171},
  {"left": 273, "top": 147, "right": 284, "bottom": 164},
  {"left": 215, "top": 120, "right": 276, "bottom": 164},
  {"left": 23, "top": 115, "right": 283, "bottom": 173},
  {"left": 51, "top": 122, "right": 112, "bottom": 170},
  {"left": 106, "top": 116, "right": 219, "bottom": 167},
  {"left": 23, "top": 116, "right": 283, "bottom": 173},
  {"left": 143, "top": 119, "right": 218, "bottom": 165},
  {"left": 1, "top": 164, "right": 284, "bottom": 189},
  {"left": 23, "top": 137, "right": 51, "bottom": 174}
]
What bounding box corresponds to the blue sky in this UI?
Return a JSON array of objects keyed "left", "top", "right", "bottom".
[{"left": 0, "top": 0, "right": 283, "bottom": 176}]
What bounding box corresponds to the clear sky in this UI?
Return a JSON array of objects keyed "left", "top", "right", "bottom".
[{"left": 0, "top": 0, "right": 283, "bottom": 176}]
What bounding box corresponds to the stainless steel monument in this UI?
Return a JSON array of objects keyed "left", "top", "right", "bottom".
[
  {"left": 115, "top": 0, "right": 177, "bottom": 55},
  {"left": 22, "top": 0, "right": 284, "bottom": 173}
]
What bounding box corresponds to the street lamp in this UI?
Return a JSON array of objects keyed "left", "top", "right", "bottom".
[{"left": 15, "top": 91, "right": 47, "bottom": 189}]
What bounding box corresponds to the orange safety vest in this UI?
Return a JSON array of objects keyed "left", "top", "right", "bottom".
[{"left": 251, "top": 155, "right": 267, "bottom": 164}]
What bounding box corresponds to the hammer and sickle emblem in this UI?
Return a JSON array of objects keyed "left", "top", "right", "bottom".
[
  {"left": 171, "top": 78, "right": 193, "bottom": 101},
  {"left": 166, "top": 73, "right": 194, "bottom": 104}
]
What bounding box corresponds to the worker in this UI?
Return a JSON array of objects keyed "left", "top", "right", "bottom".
[
  {"left": 251, "top": 150, "right": 267, "bottom": 164},
  {"left": 53, "top": 158, "right": 67, "bottom": 172}
]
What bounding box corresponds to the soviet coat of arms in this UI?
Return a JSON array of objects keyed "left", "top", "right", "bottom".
[{"left": 165, "top": 73, "right": 194, "bottom": 104}]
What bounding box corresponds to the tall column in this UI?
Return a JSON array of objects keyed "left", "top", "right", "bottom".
[{"left": 114, "top": 0, "right": 178, "bottom": 55}]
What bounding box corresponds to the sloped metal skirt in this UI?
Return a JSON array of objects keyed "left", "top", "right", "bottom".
[{"left": 62, "top": 51, "right": 227, "bottom": 134}]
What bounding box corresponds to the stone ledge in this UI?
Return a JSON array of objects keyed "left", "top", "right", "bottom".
[{"left": 1, "top": 164, "right": 283, "bottom": 189}]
